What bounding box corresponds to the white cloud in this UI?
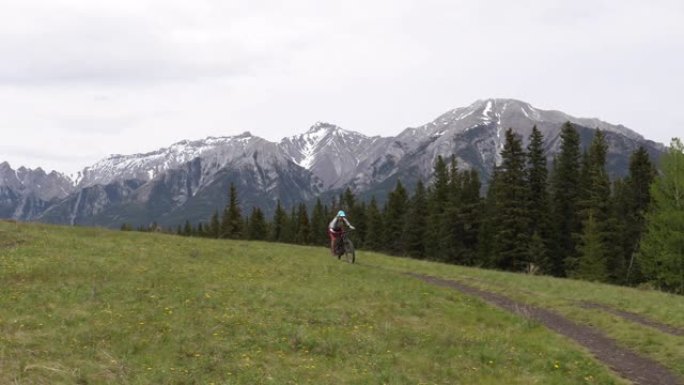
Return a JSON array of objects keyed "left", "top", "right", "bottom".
[{"left": 0, "top": 0, "right": 682, "bottom": 174}]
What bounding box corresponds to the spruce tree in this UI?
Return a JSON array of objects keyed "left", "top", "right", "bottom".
[
  {"left": 457, "top": 169, "right": 483, "bottom": 265},
  {"left": 443, "top": 157, "right": 464, "bottom": 263},
  {"left": 364, "top": 196, "right": 384, "bottom": 251},
  {"left": 425, "top": 156, "right": 450, "bottom": 260},
  {"left": 526, "top": 126, "right": 551, "bottom": 272},
  {"left": 310, "top": 198, "right": 328, "bottom": 246},
  {"left": 183, "top": 220, "right": 192, "bottom": 236},
  {"left": 270, "top": 200, "right": 288, "bottom": 242},
  {"left": 549, "top": 122, "right": 582, "bottom": 276},
  {"left": 478, "top": 168, "right": 500, "bottom": 267},
  {"left": 623, "top": 147, "right": 657, "bottom": 284},
  {"left": 248, "top": 207, "right": 267, "bottom": 240},
  {"left": 283, "top": 206, "right": 297, "bottom": 244},
  {"left": 384, "top": 180, "right": 409, "bottom": 255},
  {"left": 574, "top": 210, "right": 608, "bottom": 281},
  {"left": 573, "top": 130, "right": 612, "bottom": 282},
  {"left": 209, "top": 210, "right": 221, "bottom": 238},
  {"left": 638, "top": 138, "right": 684, "bottom": 293},
  {"left": 491, "top": 128, "right": 530, "bottom": 271},
  {"left": 404, "top": 179, "right": 428, "bottom": 259},
  {"left": 295, "top": 203, "right": 311, "bottom": 244},
  {"left": 221, "top": 183, "right": 243, "bottom": 239}
]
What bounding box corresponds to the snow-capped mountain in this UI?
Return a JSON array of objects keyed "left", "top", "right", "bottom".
[
  {"left": 38, "top": 132, "right": 322, "bottom": 226},
  {"left": 347, "top": 98, "right": 661, "bottom": 193},
  {"left": 1, "top": 98, "right": 665, "bottom": 227},
  {"left": 76, "top": 132, "right": 264, "bottom": 188},
  {"left": 280, "top": 122, "right": 379, "bottom": 189}
]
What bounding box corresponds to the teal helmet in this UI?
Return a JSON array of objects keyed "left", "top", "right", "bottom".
[{"left": 337, "top": 210, "right": 346, "bottom": 217}]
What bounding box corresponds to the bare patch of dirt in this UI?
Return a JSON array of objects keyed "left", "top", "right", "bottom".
[
  {"left": 580, "top": 302, "right": 684, "bottom": 337},
  {"left": 409, "top": 273, "right": 683, "bottom": 385}
]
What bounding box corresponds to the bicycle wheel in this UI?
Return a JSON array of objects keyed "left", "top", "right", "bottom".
[{"left": 343, "top": 238, "right": 355, "bottom": 264}]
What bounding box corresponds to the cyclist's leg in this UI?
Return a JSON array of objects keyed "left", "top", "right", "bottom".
[{"left": 328, "top": 230, "right": 337, "bottom": 255}]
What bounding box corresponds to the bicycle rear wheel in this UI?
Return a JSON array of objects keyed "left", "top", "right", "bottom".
[{"left": 343, "top": 238, "right": 355, "bottom": 264}]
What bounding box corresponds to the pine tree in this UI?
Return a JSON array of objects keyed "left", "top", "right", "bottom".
[
  {"left": 491, "top": 128, "right": 530, "bottom": 271},
  {"left": 638, "top": 138, "right": 684, "bottom": 293},
  {"left": 384, "top": 180, "right": 409, "bottom": 255},
  {"left": 221, "top": 183, "right": 243, "bottom": 239},
  {"left": 247, "top": 207, "right": 267, "bottom": 240},
  {"left": 309, "top": 198, "right": 328, "bottom": 246},
  {"left": 404, "top": 179, "right": 428, "bottom": 259},
  {"left": 295, "top": 203, "right": 311, "bottom": 244},
  {"left": 622, "top": 147, "right": 657, "bottom": 284},
  {"left": 183, "top": 220, "right": 192, "bottom": 236},
  {"left": 573, "top": 130, "right": 613, "bottom": 282},
  {"left": 283, "top": 206, "right": 297, "bottom": 244},
  {"left": 443, "top": 157, "right": 464, "bottom": 263},
  {"left": 457, "top": 169, "right": 483, "bottom": 265},
  {"left": 364, "top": 196, "right": 384, "bottom": 251},
  {"left": 209, "top": 210, "right": 221, "bottom": 238},
  {"left": 526, "top": 126, "right": 551, "bottom": 272},
  {"left": 574, "top": 210, "right": 608, "bottom": 281},
  {"left": 549, "top": 122, "right": 582, "bottom": 276},
  {"left": 271, "top": 200, "right": 288, "bottom": 242},
  {"left": 425, "top": 156, "right": 450, "bottom": 260}
]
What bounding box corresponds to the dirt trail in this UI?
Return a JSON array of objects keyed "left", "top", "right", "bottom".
[
  {"left": 409, "top": 273, "right": 683, "bottom": 385},
  {"left": 579, "top": 302, "right": 684, "bottom": 337}
]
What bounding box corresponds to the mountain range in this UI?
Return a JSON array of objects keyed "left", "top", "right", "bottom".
[{"left": 0, "top": 98, "right": 665, "bottom": 227}]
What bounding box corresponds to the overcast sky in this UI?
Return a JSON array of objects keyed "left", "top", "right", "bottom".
[{"left": 1, "top": 0, "right": 682, "bottom": 175}]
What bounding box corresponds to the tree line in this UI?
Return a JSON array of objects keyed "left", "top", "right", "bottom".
[{"left": 123, "top": 123, "right": 684, "bottom": 294}]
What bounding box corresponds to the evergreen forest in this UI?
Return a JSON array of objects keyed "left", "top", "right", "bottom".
[{"left": 123, "top": 124, "right": 684, "bottom": 294}]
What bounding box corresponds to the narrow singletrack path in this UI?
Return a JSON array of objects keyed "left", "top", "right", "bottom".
[{"left": 408, "top": 273, "right": 683, "bottom": 385}]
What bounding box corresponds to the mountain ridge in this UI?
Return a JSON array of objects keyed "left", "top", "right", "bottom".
[{"left": 0, "top": 98, "right": 666, "bottom": 227}]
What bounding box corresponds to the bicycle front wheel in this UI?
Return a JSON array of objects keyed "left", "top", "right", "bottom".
[{"left": 343, "top": 238, "right": 355, "bottom": 264}]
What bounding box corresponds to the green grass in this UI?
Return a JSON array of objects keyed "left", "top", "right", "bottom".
[
  {"left": 0, "top": 220, "right": 659, "bottom": 384},
  {"left": 375, "top": 255, "right": 684, "bottom": 378}
]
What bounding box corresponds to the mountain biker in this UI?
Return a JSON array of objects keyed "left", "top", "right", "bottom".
[{"left": 328, "top": 210, "right": 355, "bottom": 256}]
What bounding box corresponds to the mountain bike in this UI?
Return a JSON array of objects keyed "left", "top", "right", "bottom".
[{"left": 335, "top": 230, "right": 355, "bottom": 264}]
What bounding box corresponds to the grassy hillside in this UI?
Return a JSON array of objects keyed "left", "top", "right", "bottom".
[{"left": 2, "top": 221, "right": 681, "bottom": 384}]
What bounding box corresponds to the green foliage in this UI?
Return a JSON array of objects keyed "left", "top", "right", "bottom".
[
  {"left": 622, "top": 147, "right": 657, "bottom": 284},
  {"left": 209, "top": 210, "right": 221, "bottom": 238},
  {"left": 309, "top": 198, "right": 328, "bottom": 247},
  {"left": 363, "top": 196, "right": 384, "bottom": 252},
  {"left": 270, "top": 200, "right": 288, "bottom": 242},
  {"left": 638, "top": 138, "right": 684, "bottom": 293},
  {"left": 404, "top": 180, "right": 427, "bottom": 259},
  {"left": 550, "top": 122, "right": 582, "bottom": 276},
  {"left": 491, "top": 128, "right": 530, "bottom": 270},
  {"left": 221, "top": 183, "right": 243, "bottom": 239},
  {"left": 425, "top": 156, "right": 450, "bottom": 260},
  {"left": 574, "top": 210, "right": 608, "bottom": 281},
  {"left": 384, "top": 181, "right": 408, "bottom": 255},
  {"left": 572, "top": 130, "right": 612, "bottom": 282},
  {"left": 247, "top": 207, "right": 268, "bottom": 241},
  {"left": 526, "top": 126, "right": 551, "bottom": 272},
  {"left": 295, "top": 203, "right": 311, "bottom": 244}
]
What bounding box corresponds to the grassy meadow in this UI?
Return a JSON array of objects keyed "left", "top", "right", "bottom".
[{"left": 2, "top": 220, "right": 680, "bottom": 384}]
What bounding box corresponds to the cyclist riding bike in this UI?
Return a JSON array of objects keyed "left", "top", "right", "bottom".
[{"left": 328, "top": 210, "right": 355, "bottom": 256}]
